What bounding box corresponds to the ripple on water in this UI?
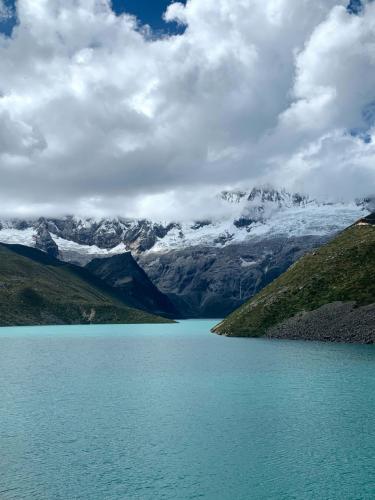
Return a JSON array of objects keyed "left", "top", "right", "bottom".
[{"left": 0, "top": 320, "right": 374, "bottom": 499}]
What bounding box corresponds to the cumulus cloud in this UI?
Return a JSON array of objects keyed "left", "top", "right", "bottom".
[{"left": 0, "top": 0, "right": 374, "bottom": 218}]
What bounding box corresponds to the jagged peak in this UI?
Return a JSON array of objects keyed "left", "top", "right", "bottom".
[
  {"left": 247, "top": 186, "right": 310, "bottom": 207},
  {"left": 218, "top": 185, "right": 313, "bottom": 208},
  {"left": 219, "top": 190, "right": 247, "bottom": 203}
]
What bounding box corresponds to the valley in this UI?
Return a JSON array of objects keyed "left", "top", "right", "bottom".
[{"left": 0, "top": 187, "right": 370, "bottom": 319}]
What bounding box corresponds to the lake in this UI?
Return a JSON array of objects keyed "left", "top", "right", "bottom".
[{"left": 0, "top": 320, "right": 374, "bottom": 499}]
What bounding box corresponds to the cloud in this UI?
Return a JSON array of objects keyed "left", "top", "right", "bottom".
[
  {"left": 0, "top": 0, "right": 374, "bottom": 218},
  {"left": 0, "top": 0, "right": 12, "bottom": 20},
  {"left": 164, "top": 2, "right": 187, "bottom": 25}
]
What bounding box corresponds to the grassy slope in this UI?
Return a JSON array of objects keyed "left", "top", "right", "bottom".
[
  {"left": 213, "top": 224, "right": 375, "bottom": 336},
  {"left": 0, "top": 244, "right": 171, "bottom": 326}
]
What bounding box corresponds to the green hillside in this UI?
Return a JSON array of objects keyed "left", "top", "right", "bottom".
[
  {"left": 212, "top": 218, "right": 375, "bottom": 340},
  {"left": 0, "top": 244, "right": 172, "bottom": 327}
]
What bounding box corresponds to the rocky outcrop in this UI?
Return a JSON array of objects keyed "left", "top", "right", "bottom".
[
  {"left": 265, "top": 302, "right": 375, "bottom": 343},
  {"left": 44, "top": 217, "right": 179, "bottom": 253},
  {"left": 34, "top": 223, "right": 59, "bottom": 258},
  {"left": 356, "top": 213, "right": 375, "bottom": 225}
]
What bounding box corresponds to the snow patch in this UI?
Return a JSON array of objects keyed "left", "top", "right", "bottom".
[
  {"left": 51, "top": 235, "right": 128, "bottom": 256},
  {"left": 149, "top": 202, "right": 366, "bottom": 253},
  {"left": 0, "top": 228, "right": 36, "bottom": 246}
]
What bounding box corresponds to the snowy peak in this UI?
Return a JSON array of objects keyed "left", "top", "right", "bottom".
[
  {"left": 219, "top": 190, "right": 247, "bottom": 204},
  {"left": 218, "top": 186, "right": 309, "bottom": 207},
  {"left": 231, "top": 187, "right": 313, "bottom": 228},
  {"left": 356, "top": 195, "right": 375, "bottom": 212},
  {"left": 247, "top": 187, "right": 310, "bottom": 207},
  {"left": 0, "top": 187, "right": 371, "bottom": 260}
]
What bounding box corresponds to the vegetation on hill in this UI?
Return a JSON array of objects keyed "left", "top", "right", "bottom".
[
  {"left": 0, "top": 244, "right": 172, "bottom": 327},
  {"left": 212, "top": 220, "right": 375, "bottom": 338}
]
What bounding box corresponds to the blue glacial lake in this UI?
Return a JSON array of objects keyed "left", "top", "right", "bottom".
[{"left": 0, "top": 320, "right": 374, "bottom": 499}]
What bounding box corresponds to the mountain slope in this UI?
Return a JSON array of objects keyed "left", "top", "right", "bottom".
[
  {"left": 0, "top": 187, "right": 371, "bottom": 318},
  {"left": 212, "top": 215, "right": 375, "bottom": 342},
  {"left": 0, "top": 243, "right": 171, "bottom": 327},
  {"left": 139, "top": 235, "right": 328, "bottom": 318},
  {"left": 86, "top": 253, "right": 179, "bottom": 318}
]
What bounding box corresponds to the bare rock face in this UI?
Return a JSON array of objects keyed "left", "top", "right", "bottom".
[
  {"left": 359, "top": 213, "right": 375, "bottom": 225},
  {"left": 47, "top": 217, "right": 125, "bottom": 249},
  {"left": 138, "top": 236, "right": 328, "bottom": 318},
  {"left": 34, "top": 223, "right": 59, "bottom": 258},
  {"left": 47, "top": 217, "right": 178, "bottom": 252}
]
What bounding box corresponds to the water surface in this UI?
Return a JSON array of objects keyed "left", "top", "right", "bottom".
[{"left": 0, "top": 320, "right": 374, "bottom": 499}]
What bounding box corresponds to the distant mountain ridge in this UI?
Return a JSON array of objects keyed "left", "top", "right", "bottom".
[{"left": 0, "top": 187, "right": 371, "bottom": 259}]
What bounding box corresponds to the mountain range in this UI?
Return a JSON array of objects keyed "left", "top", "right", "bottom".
[{"left": 0, "top": 187, "right": 372, "bottom": 318}]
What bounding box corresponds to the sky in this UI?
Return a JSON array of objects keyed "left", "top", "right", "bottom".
[
  {"left": 0, "top": 0, "right": 374, "bottom": 219},
  {"left": 0, "top": 1, "right": 186, "bottom": 36},
  {"left": 111, "top": 0, "right": 186, "bottom": 34}
]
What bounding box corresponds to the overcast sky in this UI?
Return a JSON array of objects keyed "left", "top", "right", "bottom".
[{"left": 0, "top": 0, "right": 374, "bottom": 219}]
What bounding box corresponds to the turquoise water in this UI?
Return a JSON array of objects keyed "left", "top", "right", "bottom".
[{"left": 0, "top": 320, "right": 374, "bottom": 500}]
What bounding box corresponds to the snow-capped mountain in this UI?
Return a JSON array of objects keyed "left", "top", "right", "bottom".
[
  {"left": 0, "top": 187, "right": 370, "bottom": 261},
  {"left": 150, "top": 188, "right": 369, "bottom": 252},
  {"left": 0, "top": 187, "right": 371, "bottom": 318}
]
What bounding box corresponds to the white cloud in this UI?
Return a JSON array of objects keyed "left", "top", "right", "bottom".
[
  {"left": 164, "top": 2, "right": 187, "bottom": 25},
  {"left": 0, "top": 0, "right": 374, "bottom": 218},
  {"left": 0, "top": 1, "right": 12, "bottom": 19}
]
